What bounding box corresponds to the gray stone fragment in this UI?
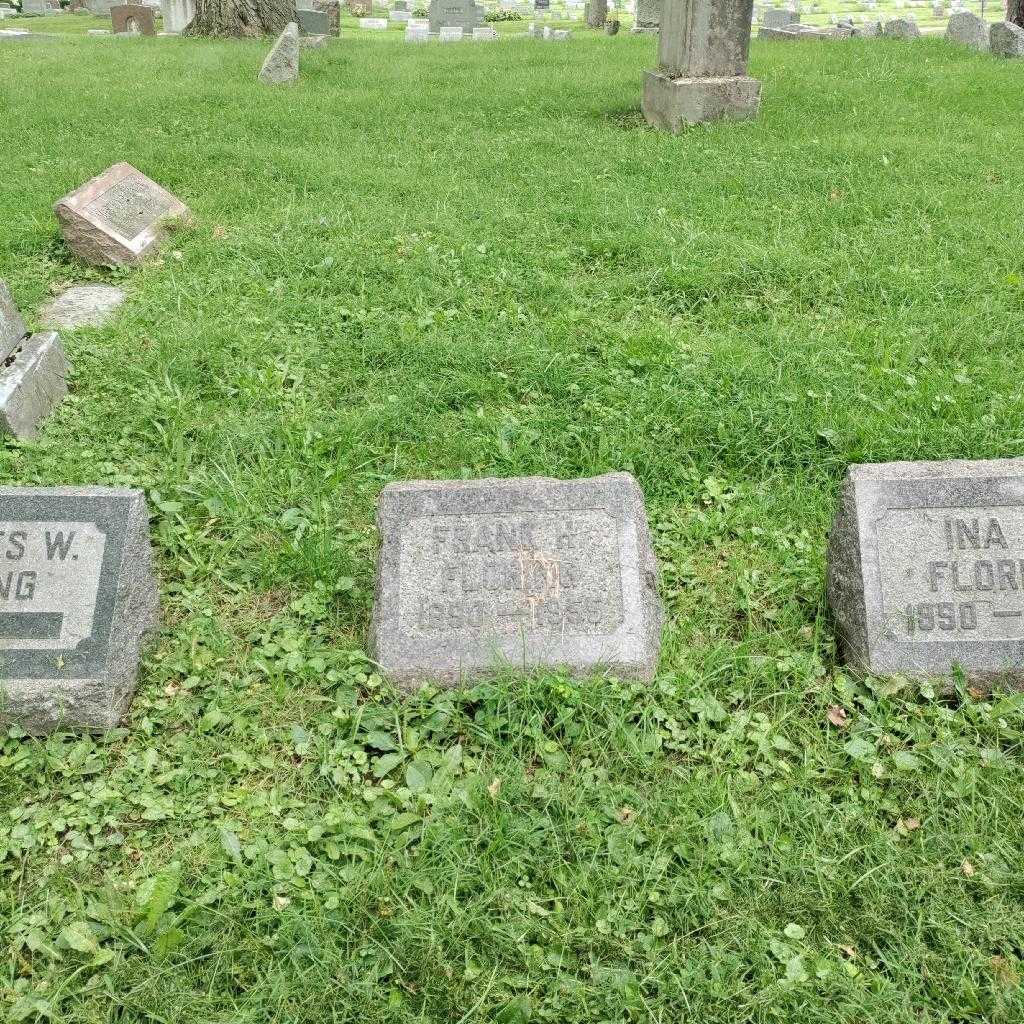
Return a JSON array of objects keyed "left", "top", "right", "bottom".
[
  {"left": 605, "top": 17, "right": 619, "bottom": 34},
  {"left": 990, "top": 20, "right": 1024, "bottom": 58},
  {"left": 0, "top": 280, "right": 27, "bottom": 361},
  {"left": 852, "top": 19, "right": 882, "bottom": 36},
  {"left": 370, "top": 473, "right": 663, "bottom": 689},
  {"left": 0, "top": 331, "right": 69, "bottom": 440},
  {"left": 828, "top": 459, "right": 1024, "bottom": 688},
  {"left": 259, "top": 22, "right": 299, "bottom": 85},
  {"left": 946, "top": 10, "right": 989, "bottom": 50},
  {"left": 883, "top": 16, "right": 920, "bottom": 37},
  {"left": 0, "top": 487, "right": 159, "bottom": 734},
  {"left": 299, "top": 33, "right": 328, "bottom": 47},
  {"left": 39, "top": 284, "right": 126, "bottom": 330}
]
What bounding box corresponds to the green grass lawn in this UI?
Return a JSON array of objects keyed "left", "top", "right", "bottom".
[{"left": 3, "top": 29, "right": 1024, "bottom": 1024}]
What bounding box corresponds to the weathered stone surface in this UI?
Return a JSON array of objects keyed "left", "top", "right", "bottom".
[
  {"left": 300, "top": 33, "right": 328, "bottom": 47},
  {"left": 0, "top": 331, "right": 69, "bottom": 440},
  {"left": 370, "top": 473, "right": 663, "bottom": 688},
  {"left": 54, "top": 163, "right": 190, "bottom": 268},
  {"left": 632, "top": 0, "right": 658, "bottom": 32},
  {"left": 762, "top": 7, "right": 798, "bottom": 28},
  {"left": 429, "top": 0, "right": 483, "bottom": 34},
  {"left": 758, "top": 24, "right": 800, "bottom": 38},
  {"left": 852, "top": 19, "right": 882, "bottom": 36},
  {"left": 111, "top": 3, "right": 156, "bottom": 33},
  {"left": 88, "top": 0, "right": 116, "bottom": 13},
  {"left": 39, "top": 285, "right": 126, "bottom": 331},
  {"left": 439, "top": 24, "right": 463, "bottom": 39},
  {"left": 883, "top": 16, "right": 920, "bottom": 38},
  {"left": 472, "top": 24, "right": 497, "bottom": 37},
  {"left": 0, "top": 280, "right": 27, "bottom": 359},
  {"left": 259, "top": 22, "right": 299, "bottom": 85},
  {"left": 313, "top": 0, "right": 341, "bottom": 34},
  {"left": 159, "top": 0, "right": 194, "bottom": 32},
  {"left": 946, "top": 10, "right": 988, "bottom": 50},
  {"left": 296, "top": 7, "right": 328, "bottom": 34},
  {"left": 827, "top": 459, "right": 1024, "bottom": 687},
  {"left": 658, "top": 0, "right": 755, "bottom": 78},
  {"left": 605, "top": 17, "right": 620, "bottom": 34},
  {"left": 990, "top": 20, "right": 1024, "bottom": 58},
  {"left": 359, "top": 15, "right": 387, "bottom": 26},
  {"left": 551, "top": 27, "right": 570, "bottom": 38},
  {"left": 405, "top": 24, "right": 429, "bottom": 39},
  {"left": 643, "top": 70, "right": 760, "bottom": 130},
  {"left": 0, "top": 487, "right": 159, "bottom": 733}
]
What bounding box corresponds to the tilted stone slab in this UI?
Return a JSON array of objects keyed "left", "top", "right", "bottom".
[
  {"left": 0, "top": 487, "right": 159, "bottom": 733},
  {"left": 259, "top": 23, "right": 299, "bottom": 84},
  {"left": 370, "top": 473, "right": 663, "bottom": 688},
  {"left": 946, "top": 10, "right": 989, "bottom": 50},
  {"left": 828, "top": 459, "right": 1024, "bottom": 686},
  {"left": 0, "top": 331, "right": 68, "bottom": 440},
  {"left": 990, "top": 20, "right": 1024, "bottom": 58},
  {"left": 54, "top": 163, "right": 190, "bottom": 268},
  {"left": 0, "top": 280, "right": 68, "bottom": 439}
]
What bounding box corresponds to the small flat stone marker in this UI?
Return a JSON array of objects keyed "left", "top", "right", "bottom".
[
  {"left": 828, "top": 459, "right": 1024, "bottom": 686},
  {"left": 40, "top": 284, "right": 126, "bottom": 330},
  {"left": 0, "top": 487, "right": 159, "bottom": 734},
  {"left": 0, "top": 280, "right": 68, "bottom": 440},
  {"left": 259, "top": 22, "right": 299, "bottom": 85},
  {"left": 370, "top": 472, "right": 663, "bottom": 688},
  {"left": 54, "top": 163, "right": 190, "bottom": 268}
]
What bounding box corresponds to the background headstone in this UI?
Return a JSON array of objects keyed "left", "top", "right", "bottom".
[
  {"left": 945, "top": 9, "right": 988, "bottom": 49},
  {"left": 111, "top": 4, "right": 157, "bottom": 34},
  {"left": 883, "top": 16, "right": 920, "bottom": 37},
  {"left": 159, "top": 0, "right": 194, "bottom": 30},
  {"left": 762, "top": 6, "right": 798, "bottom": 26},
  {"left": 0, "top": 487, "right": 159, "bottom": 734},
  {"left": 296, "top": 8, "right": 329, "bottom": 34},
  {"left": 428, "top": 0, "right": 483, "bottom": 34},
  {"left": 632, "top": 0, "right": 659, "bottom": 31},
  {"left": 828, "top": 459, "right": 1024, "bottom": 688},
  {"left": 990, "top": 20, "right": 1024, "bottom": 57},
  {"left": 54, "top": 163, "right": 191, "bottom": 267},
  {"left": 370, "top": 473, "right": 663, "bottom": 688}
]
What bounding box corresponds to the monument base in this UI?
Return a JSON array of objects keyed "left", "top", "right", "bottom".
[
  {"left": 641, "top": 70, "right": 761, "bottom": 132},
  {"left": 631, "top": 25, "right": 658, "bottom": 33}
]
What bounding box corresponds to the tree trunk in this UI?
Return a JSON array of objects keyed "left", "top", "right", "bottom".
[
  {"left": 1009, "top": 0, "right": 1024, "bottom": 28},
  {"left": 184, "top": 0, "right": 295, "bottom": 37}
]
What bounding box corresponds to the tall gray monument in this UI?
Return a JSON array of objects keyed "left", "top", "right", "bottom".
[
  {"left": 642, "top": 0, "right": 760, "bottom": 132},
  {"left": 0, "top": 487, "right": 159, "bottom": 734},
  {"left": 370, "top": 473, "right": 663, "bottom": 688},
  {"left": 828, "top": 459, "right": 1024, "bottom": 688}
]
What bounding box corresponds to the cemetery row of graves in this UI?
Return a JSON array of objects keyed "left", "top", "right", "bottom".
[{"left": 3, "top": 12, "right": 1024, "bottom": 1024}]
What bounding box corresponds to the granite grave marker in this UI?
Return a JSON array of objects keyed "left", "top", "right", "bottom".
[
  {"left": 370, "top": 473, "right": 663, "bottom": 688},
  {"left": 54, "top": 163, "right": 190, "bottom": 267},
  {"left": 828, "top": 459, "right": 1024, "bottom": 686},
  {"left": 0, "top": 487, "right": 159, "bottom": 734}
]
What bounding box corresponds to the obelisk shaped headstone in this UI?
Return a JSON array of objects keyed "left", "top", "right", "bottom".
[{"left": 641, "top": 0, "right": 760, "bottom": 132}]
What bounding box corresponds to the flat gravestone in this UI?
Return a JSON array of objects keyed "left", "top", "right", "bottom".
[
  {"left": 54, "top": 162, "right": 190, "bottom": 267},
  {"left": 828, "top": 459, "right": 1024, "bottom": 686},
  {"left": 370, "top": 473, "right": 663, "bottom": 688},
  {"left": 40, "top": 284, "right": 126, "bottom": 330},
  {"left": 0, "top": 487, "right": 159, "bottom": 733}
]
